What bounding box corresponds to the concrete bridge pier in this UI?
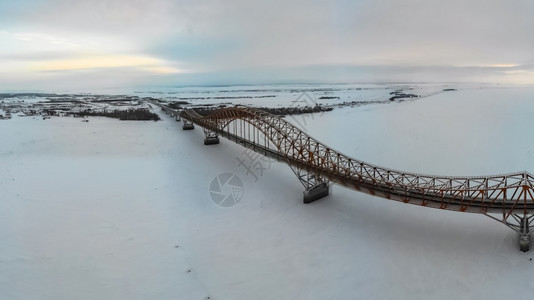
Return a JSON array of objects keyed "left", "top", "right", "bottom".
[
  {"left": 303, "top": 182, "right": 329, "bottom": 204},
  {"left": 520, "top": 233, "right": 530, "bottom": 252},
  {"left": 203, "top": 130, "right": 220, "bottom": 145},
  {"left": 519, "top": 216, "right": 531, "bottom": 252},
  {"left": 182, "top": 119, "right": 194, "bottom": 130},
  {"left": 176, "top": 114, "right": 181, "bottom": 122}
]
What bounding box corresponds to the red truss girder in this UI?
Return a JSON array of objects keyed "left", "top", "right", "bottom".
[{"left": 181, "top": 106, "right": 534, "bottom": 218}]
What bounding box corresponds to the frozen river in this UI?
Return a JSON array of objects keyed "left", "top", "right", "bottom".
[{"left": 1, "top": 84, "right": 534, "bottom": 299}]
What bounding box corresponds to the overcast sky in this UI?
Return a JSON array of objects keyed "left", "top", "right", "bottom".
[{"left": 1, "top": 0, "right": 533, "bottom": 90}]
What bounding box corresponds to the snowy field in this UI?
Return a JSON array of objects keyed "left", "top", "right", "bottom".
[
  {"left": 136, "top": 83, "right": 466, "bottom": 109},
  {"left": 132, "top": 83, "right": 442, "bottom": 108},
  {"left": 3, "top": 83, "right": 449, "bottom": 108},
  {"left": 2, "top": 85, "right": 534, "bottom": 299}
]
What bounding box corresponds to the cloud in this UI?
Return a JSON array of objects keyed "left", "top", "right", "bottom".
[
  {"left": 1, "top": 0, "right": 534, "bottom": 89},
  {"left": 29, "top": 55, "right": 181, "bottom": 73}
]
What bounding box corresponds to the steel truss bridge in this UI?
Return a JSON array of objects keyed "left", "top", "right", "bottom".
[{"left": 159, "top": 104, "right": 534, "bottom": 252}]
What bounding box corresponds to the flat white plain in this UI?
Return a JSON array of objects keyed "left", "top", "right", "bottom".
[{"left": 1, "top": 85, "right": 534, "bottom": 299}]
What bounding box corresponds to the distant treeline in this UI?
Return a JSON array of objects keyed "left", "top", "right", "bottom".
[
  {"left": 388, "top": 90, "right": 419, "bottom": 101},
  {"left": 193, "top": 105, "right": 333, "bottom": 116},
  {"left": 74, "top": 109, "right": 160, "bottom": 121}
]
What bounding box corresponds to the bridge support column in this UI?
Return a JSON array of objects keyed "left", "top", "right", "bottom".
[
  {"left": 203, "top": 130, "right": 219, "bottom": 145},
  {"left": 303, "top": 182, "right": 329, "bottom": 204},
  {"left": 519, "top": 216, "right": 531, "bottom": 252},
  {"left": 182, "top": 119, "right": 194, "bottom": 130},
  {"left": 494, "top": 213, "right": 534, "bottom": 252},
  {"left": 289, "top": 166, "right": 330, "bottom": 204},
  {"left": 176, "top": 114, "right": 181, "bottom": 122}
]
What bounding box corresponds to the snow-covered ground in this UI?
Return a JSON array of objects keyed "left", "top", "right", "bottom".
[
  {"left": 2, "top": 85, "right": 534, "bottom": 299},
  {"left": 8, "top": 82, "right": 446, "bottom": 108},
  {"left": 132, "top": 83, "right": 449, "bottom": 108}
]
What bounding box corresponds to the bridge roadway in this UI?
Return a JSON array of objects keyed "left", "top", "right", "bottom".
[{"left": 155, "top": 102, "right": 534, "bottom": 252}]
